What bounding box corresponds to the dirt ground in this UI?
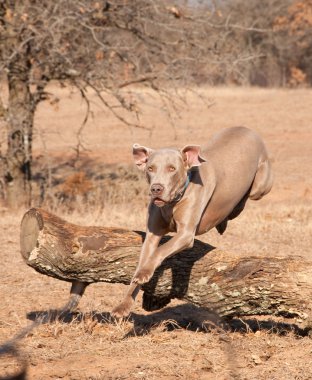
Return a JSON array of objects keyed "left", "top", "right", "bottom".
[{"left": 1, "top": 86, "right": 312, "bottom": 379}]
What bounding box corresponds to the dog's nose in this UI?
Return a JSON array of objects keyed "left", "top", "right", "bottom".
[{"left": 151, "top": 183, "right": 164, "bottom": 196}]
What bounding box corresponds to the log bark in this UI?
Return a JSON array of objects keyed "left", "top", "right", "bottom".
[{"left": 20, "top": 208, "right": 312, "bottom": 319}]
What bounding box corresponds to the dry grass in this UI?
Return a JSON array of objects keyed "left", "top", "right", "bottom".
[
  {"left": 1, "top": 206, "right": 312, "bottom": 379},
  {"left": 1, "top": 86, "right": 312, "bottom": 379}
]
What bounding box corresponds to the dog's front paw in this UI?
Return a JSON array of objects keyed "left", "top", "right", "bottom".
[
  {"left": 111, "top": 299, "right": 133, "bottom": 319},
  {"left": 132, "top": 267, "right": 154, "bottom": 284}
]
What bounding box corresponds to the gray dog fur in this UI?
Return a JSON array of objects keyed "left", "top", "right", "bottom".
[{"left": 112, "top": 126, "right": 273, "bottom": 317}]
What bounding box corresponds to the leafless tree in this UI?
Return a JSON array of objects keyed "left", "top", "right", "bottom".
[
  {"left": 0, "top": 0, "right": 228, "bottom": 207},
  {"left": 211, "top": 0, "right": 312, "bottom": 86}
]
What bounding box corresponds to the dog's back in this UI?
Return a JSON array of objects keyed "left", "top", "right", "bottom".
[{"left": 195, "top": 127, "right": 273, "bottom": 234}]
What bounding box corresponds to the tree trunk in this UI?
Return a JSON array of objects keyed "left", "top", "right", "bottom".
[
  {"left": 1, "top": 1, "right": 35, "bottom": 209},
  {"left": 20, "top": 208, "right": 312, "bottom": 319},
  {"left": 5, "top": 59, "right": 34, "bottom": 208}
]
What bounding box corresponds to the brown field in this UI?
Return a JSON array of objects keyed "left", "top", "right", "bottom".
[{"left": 1, "top": 86, "right": 312, "bottom": 379}]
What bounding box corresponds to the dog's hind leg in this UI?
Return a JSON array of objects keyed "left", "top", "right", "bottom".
[
  {"left": 249, "top": 159, "right": 273, "bottom": 200},
  {"left": 215, "top": 219, "right": 228, "bottom": 235},
  {"left": 215, "top": 193, "right": 249, "bottom": 235}
]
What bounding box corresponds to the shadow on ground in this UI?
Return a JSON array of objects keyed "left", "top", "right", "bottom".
[{"left": 27, "top": 302, "right": 310, "bottom": 339}]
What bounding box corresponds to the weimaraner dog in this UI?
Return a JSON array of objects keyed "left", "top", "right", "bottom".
[{"left": 112, "top": 126, "right": 273, "bottom": 317}]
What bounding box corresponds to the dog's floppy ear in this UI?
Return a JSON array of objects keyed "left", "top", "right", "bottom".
[
  {"left": 181, "top": 145, "right": 206, "bottom": 169},
  {"left": 133, "top": 144, "right": 153, "bottom": 171}
]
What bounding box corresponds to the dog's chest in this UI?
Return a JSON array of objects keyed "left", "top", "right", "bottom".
[{"left": 160, "top": 207, "right": 177, "bottom": 232}]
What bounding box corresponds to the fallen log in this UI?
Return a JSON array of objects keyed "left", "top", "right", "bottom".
[{"left": 20, "top": 208, "right": 312, "bottom": 319}]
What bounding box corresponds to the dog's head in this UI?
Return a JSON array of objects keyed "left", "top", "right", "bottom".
[{"left": 133, "top": 144, "right": 206, "bottom": 207}]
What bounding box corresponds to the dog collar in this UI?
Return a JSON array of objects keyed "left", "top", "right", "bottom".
[{"left": 172, "top": 172, "right": 192, "bottom": 203}]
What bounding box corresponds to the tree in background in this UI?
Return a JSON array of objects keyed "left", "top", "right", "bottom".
[
  {"left": 209, "top": 0, "right": 312, "bottom": 86},
  {"left": 273, "top": 0, "right": 312, "bottom": 86},
  {"left": 0, "top": 0, "right": 222, "bottom": 208}
]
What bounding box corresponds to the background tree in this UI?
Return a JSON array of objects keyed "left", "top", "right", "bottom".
[
  {"left": 209, "top": 0, "right": 312, "bottom": 86},
  {"left": 273, "top": 0, "right": 312, "bottom": 86},
  {"left": 0, "top": 0, "right": 222, "bottom": 208}
]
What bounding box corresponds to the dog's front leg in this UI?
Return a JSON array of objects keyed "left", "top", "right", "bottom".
[
  {"left": 111, "top": 282, "right": 141, "bottom": 319},
  {"left": 111, "top": 231, "right": 163, "bottom": 318},
  {"left": 132, "top": 226, "right": 195, "bottom": 285}
]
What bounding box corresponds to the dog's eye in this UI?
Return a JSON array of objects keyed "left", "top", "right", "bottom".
[
  {"left": 147, "top": 166, "right": 154, "bottom": 172},
  {"left": 169, "top": 166, "right": 176, "bottom": 172}
]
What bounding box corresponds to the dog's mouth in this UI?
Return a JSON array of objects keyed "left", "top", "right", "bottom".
[
  {"left": 151, "top": 187, "right": 184, "bottom": 207},
  {"left": 152, "top": 197, "right": 167, "bottom": 207}
]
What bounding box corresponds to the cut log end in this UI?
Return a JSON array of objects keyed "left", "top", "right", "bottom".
[{"left": 20, "top": 208, "right": 43, "bottom": 262}]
